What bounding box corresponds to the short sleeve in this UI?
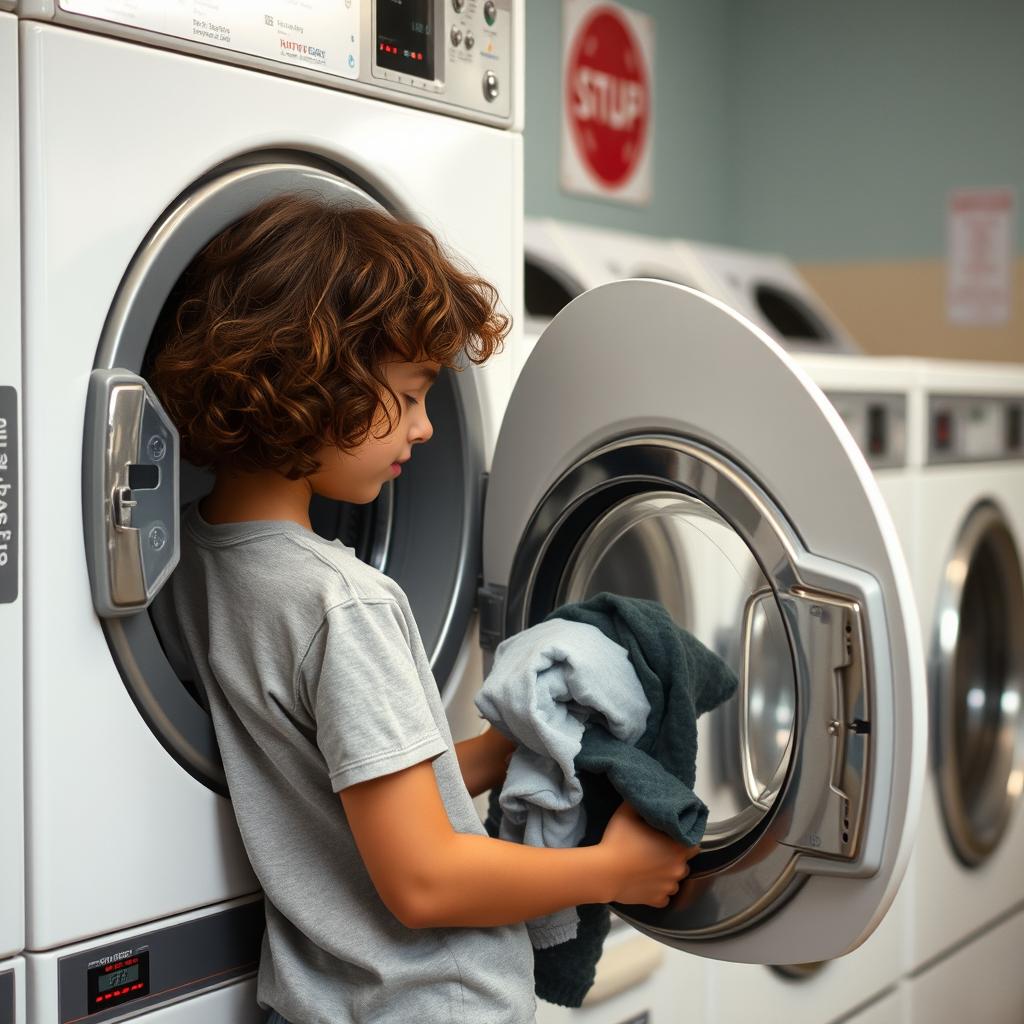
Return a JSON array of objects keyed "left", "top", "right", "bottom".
[{"left": 297, "top": 599, "right": 447, "bottom": 792}]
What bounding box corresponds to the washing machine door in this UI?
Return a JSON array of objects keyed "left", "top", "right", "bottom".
[
  {"left": 82, "top": 156, "right": 485, "bottom": 794},
  {"left": 480, "top": 279, "right": 926, "bottom": 965}
]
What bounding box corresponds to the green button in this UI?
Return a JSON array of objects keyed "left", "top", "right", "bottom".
[{"left": 484, "top": 1, "right": 497, "bottom": 26}]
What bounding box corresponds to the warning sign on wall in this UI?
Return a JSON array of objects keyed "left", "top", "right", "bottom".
[
  {"left": 947, "top": 188, "right": 1016, "bottom": 326},
  {"left": 561, "top": 0, "right": 654, "bottom": 206}
]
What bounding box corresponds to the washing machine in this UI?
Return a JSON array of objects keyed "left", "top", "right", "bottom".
[
  {"left": 669, "top": 239, "right": 862, "bottom": 355},
  {"left": 0, "top": 7, "right": 25, "bottom": 968},
  {"left": 906, "top": 359, "right": 1024, "bottom": 973},
  {"left": 481, "top": 277, "right": 927, "bottom": 972},
  {"left": 704, "top": 353, "right": 922, "bottom": 1023},
  {"left": 0, "top": 956, "right": 25, "bottom": 1024},
  {"left": 17, "top": 0, "right": 521, "bottom": 1017}
]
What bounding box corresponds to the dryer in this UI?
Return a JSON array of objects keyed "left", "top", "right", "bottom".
[
  {"left": 0, "top": 7, "right": 25, "bottom": 967},
  {"left": 18, "top": 1, "right": 521, "bottom": 1017},
  {"left": 906, "top": 360, "right": 1024, "bottom": 973}
]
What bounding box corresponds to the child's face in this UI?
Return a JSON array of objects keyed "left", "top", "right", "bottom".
[{"left": 308, "top": 360, "right": 439, "bottom": 504}]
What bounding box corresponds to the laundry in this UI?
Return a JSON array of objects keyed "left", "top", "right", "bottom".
[
  {"left": 485, "top": 592, "right": 739, "bottom": 1007},
  {"left": 475, "top": 618, "right": 650, "bottom": 948}
]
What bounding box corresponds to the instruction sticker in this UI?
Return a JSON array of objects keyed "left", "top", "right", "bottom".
[
  {"left": 59, "top": 0, "right": 361, "bottom": 80},
  {"left": 0, "top": 387, "right": 17, "bottom": 604}
]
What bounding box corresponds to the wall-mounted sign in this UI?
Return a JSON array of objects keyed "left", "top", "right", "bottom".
[
  {"left": 947, "top": 187, "right": 1016, "bottom": 326},
  {"left": 561, "top": 0, "right": 654, "bottom": 206}
]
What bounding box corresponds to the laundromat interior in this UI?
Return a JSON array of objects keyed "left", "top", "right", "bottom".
[{"left": 1, "top": 1, "right": 1023, "bottom": 1022}]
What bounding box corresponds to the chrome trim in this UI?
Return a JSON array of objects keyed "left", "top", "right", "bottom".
[
  {"left": 740, "top": 587, "right": 789, "bottom": 812},
  {"left": 932, "top": 501, "right": 1024, "bottom": 866}
]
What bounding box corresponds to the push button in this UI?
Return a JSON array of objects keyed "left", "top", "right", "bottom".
[
  {"left": 484, "top": 0, "right": 497, "bottom": 25},
  {"left": 452, "top": 0, "right": 465, "bottom": 11},
  {"left": 464, "top": 31, "right": 475, "bottom": 49},
  {"left": 482, "top": 70, "right": 499, "bottom": 101},
  {"left": 450, "top": 26, "right": 463, "bottom": 46}
]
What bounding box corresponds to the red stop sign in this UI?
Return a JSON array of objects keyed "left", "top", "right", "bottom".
[{"left": 565, "top": 6, "right": 650, "bottom": 188}]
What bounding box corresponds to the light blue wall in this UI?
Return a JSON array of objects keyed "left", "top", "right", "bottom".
[
  {"left": 727, "top": 0, "right": 1024, "bottom": 262},
  {"left": 524, "top": 0, "right": 1024, "bottom": 261},
  {"left": 523, "top": 0, "right": 732, "bottom": 241}
]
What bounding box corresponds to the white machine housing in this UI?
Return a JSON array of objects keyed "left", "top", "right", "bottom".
[
  {"left": 19, "top": 0, "right": 522, "bottom": 994},
  {"left": 906, "top": 359, "right": 1024, "bottom": 972}
]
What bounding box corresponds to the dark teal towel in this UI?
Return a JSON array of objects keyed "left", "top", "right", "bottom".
[{"left": 536, "top": 592, "right": 738, "bottom": 1007}]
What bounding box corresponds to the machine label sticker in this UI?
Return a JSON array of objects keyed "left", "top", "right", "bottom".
[
  {"left": 0, "top": 387, "right": 17, "bottom": 605},
  {"left": 59, "top": 0, "right": 361, "bottom": 80}
]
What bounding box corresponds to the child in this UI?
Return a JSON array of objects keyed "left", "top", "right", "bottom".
[{"left": 148, "top": 195, "right": 696, "bottom": 1024}]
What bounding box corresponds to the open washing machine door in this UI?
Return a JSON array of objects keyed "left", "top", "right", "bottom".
[
  {"left": 82, "top": 157, "right": 487, "bottom": 795},
  {"left": 480, "top": 280, "right": 926, "bottom": 965}
]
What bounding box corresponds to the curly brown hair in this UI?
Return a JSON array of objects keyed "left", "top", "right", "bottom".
[{"left": 148, "top": 194, "right": 509, "bottom": 478}]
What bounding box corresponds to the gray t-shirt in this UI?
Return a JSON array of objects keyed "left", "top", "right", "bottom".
[{"left": 151, "top": 504, "right": 535, "bottom": 1024}]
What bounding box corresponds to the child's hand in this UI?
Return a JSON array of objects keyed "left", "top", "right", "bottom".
[{"left": 598, "top": 801, "right": 698, "bottom": 908}]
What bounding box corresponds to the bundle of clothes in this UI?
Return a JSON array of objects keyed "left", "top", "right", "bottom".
[{"left": 475, "top": 592, "right": 738, "bottom": 1008}]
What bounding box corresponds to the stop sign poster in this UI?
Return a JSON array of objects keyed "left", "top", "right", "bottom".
[{"left": 561, "top": 0, "right": 654, "bottom": 205}]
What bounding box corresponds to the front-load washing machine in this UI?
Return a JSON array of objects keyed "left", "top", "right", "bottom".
[
  {"left": 18, "top": 1, "right": 522, "bottom": 1017},
  {"left": 704, "top": 353, "right": 922, "bottom": 1023},
  {"left": 481, "top": 278, "right": 927, "bottom": 970},
  {"left": 0, "top": 7, "right": 25, "bottom": 967},
  {"left": 906, "top": 360, "right": 1024, "bottom": 973},
  {"left": 670, "top": 240, "right": 862, "bottom": 356}
]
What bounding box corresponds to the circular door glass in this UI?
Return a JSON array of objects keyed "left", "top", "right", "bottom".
[
  {"left": 556, "top": 490, "right": 797, "bottom": 852},
  {"left": 936, "top": 503, "right": 1024, "bottom": 866}
]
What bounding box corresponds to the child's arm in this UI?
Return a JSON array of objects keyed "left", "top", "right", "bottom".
[
  {"left": 340, "top": 759, "right": 696, "bottom": 930},
  {"left": 454, "top": 727, "right": 516, "bottom": 797}
]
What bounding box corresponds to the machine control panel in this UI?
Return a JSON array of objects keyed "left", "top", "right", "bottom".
[
  {"left": 826, "top": 392, "right": 908, "bottom": 470},
  {"left": 57, "top": 901, "right": 263, "bottom": 1023},
  {"left": 928, "top": 395, "right": 1024, "bottom": 464},
  {"left": 47, "top": 0, "right": 515, "bottom": 126}
]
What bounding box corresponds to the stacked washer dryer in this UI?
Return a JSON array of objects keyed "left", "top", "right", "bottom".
[
  {"left": 16, "top": 1, "right": 521, "bottom": 1021},
  {"left": 904, "top": 360, "right": 1024, "bottom": 1022}
]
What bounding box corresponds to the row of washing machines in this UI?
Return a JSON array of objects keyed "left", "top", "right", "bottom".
[
  {"left": 521, "top": 218, "right": 1024, "bottom": 1024},
  {"left": 1, "top": 3, "right": 1023, "bottom": 1023}
]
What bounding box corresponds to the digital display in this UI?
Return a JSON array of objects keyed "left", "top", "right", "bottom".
[
  {"left": 97, "top": 964, "right": 140, "bottom": 993},
  {"left": 376, "top": 0, "right": 435, "bottom": 80},
  {"left": 87, "top": 951, "right": 150, "bottom": 1014}
]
